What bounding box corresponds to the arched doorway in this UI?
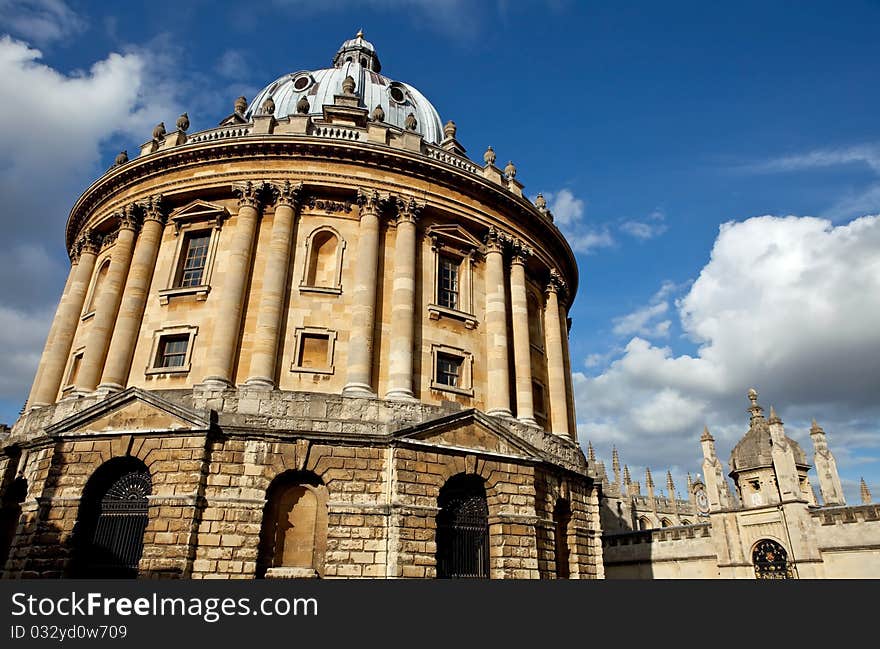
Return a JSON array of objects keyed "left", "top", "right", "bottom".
[
  {"left": 436, "top": 474, "right": 489, "bottom": 579},
  {"left": 553, "top": 498, "right": 571, "bottom": 579},
  {"left": 0, "top": 477, "right": 27, "bottom": 570},
  {"left": 752, "top": 539, "right": 793, "bottom": 579},
  {"left": 257, "top": 471, "right": 327, "bottom": 578},
  {"left": 71, "top": 457, "right": 151, "bottom": 578}
]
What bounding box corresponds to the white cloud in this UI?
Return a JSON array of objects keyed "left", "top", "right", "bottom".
[
  {"left": 612, "top": 301, "right": 669, "bottom": 337},
  {"left": 620, "top": 209, "right": 668, "bottom": 240},
  {"left": 541, "top": 188, "right": 615, "bottom": 254},
  {"left": 751, "top": 144, "right": 880, "bottom": 175},
  {"left": 0, "top": 35, "right": 185, "bottom": 400},
  {"left": 578, "top": 214, "right": 880, "bottom": 504},
  {"left": 0, "top": 0, "right": 85, "bottom": 45},
  {"left": 217, "top": 50, "right": 249, "bottom": 79}
]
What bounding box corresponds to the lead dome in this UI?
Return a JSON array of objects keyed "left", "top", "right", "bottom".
[{"left": 246, "top": 31, "right": 444, "bottom": 145}]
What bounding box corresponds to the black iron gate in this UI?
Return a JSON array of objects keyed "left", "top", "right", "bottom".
[
  {"left": 87, "top": 468, "right": 151, "bottom": 578},
  {"left": 753, "top": 539, "right": 794, "bottom": 579},
  {"left": 436, "top": 477, "right": 489, "bottom": 579}
]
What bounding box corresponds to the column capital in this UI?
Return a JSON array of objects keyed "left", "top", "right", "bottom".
[
  {"left": 356, "top": 188, "right": 390, "bottom": 218},
  {"left": 139, "top": 194, "right": 167, "bottom": 225},
  {"left": 545, "top": 268, "right": 568, "bottom": 298},
  {"left": 395, "top": 196, "right": 424, "bottom": 224},
  {"left": 232, "top": 180, "right": 268, "bottom": 210},
  {"left": 76, "top": 230, "right": 102, "bottom": 257},
  {"left": 509, "top": 238, "right": 534, "bottom": 265},
  {"left": 483, "top": 226, "right": 509, "bottom": 254},
  {"left": 117, "top": 203, "right": 141, "bottom": 233},
  {"left": 271, "top": 180, "right": 303, "bottom": 209}
]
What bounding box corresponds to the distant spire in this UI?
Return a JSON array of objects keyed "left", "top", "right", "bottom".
[
  {"left": 623, "top": 465, "right": 631, "bottom": 485},
  {"left": 687, "top": 472, "right": 693, "bottom": 490},
  {"left": 700, "top": 425, "right": 714, "bottom": 442},
  {"left": 861, "top": 477, "right": 873, "bottom": 504},
  {"left": 768, "top": 405, "right": 781, "bottom": 424},
  {"left": 666, "top": 470, "right": 675, "bottom": 494},
  {"left": 748, "top": 388, "right": 765, "bottom": 424},
  {"left": 612, "top": 446, "right": 620, "bottom": 471},
  {"left": 587, "top": 441, "right": 596, "bottom": 463},
  {"left": 810, "top": 418, "right": 825, "bottom": 435},
  {"left": 356, "top": 28, "right": 364, "bottom": 39},
  {"left": 645, "top": 467, "right": 654, "bottom": 488}
]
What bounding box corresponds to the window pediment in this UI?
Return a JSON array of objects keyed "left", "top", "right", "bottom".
[{"left": 168, "top": 200, "right": 230, "bottom": 235}]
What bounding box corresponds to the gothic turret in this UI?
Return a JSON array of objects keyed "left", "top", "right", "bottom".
[{"left": 810, "top": 419, "right": 845, "bottom": 506}]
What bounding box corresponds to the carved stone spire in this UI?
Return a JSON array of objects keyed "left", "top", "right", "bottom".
[
  {"left": 748, "top": 388, "right": 765, "bottom": 425},
  {"left": 483, "top": 145, "right": 496, "bottom": 166},
  {"left": 612, "top": 447, "right": 621, "bottom": 484},
  {"left": 768, "top": 405, "right": 782, "bottom": 425},
  {"left": 645, "top": 467, "right": 654, "bottom": 489},
  {"left": 666, "top": 470, "right": 675, "bottom": 495},
  {"left": 342, "top": 75, "right": 356, "bottom": 95},
  {"left": 700, "top": 425, "right": 713, "bottom": 442},
  {"left": 623, "top": 464, "right": 631, "bottom": 485},
  {"left": 587, "top": 441, "right": 596, "bottom": 463},
  {"left": 504, "top": 160, "right": 517, "bottom": 179},
  {"left": 861, "top": 477, "right": 872, "bottom": 504},
  {"left": 444, "top": 120, "right": 456, "bottom": 139}
]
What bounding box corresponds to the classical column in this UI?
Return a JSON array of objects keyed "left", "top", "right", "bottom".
[
  {"left": 75, "top": 208, "right": 139, "bottom": 393},
  {"left": 98, "top": 196, "right": 166, "bottom": 392},
  {"left": 28, "top": 234, "right": 99, "bottom": 406},
  {"left": 544, "top": 275, "right": 571, "bottom": 438},
  {"left": 484, "top": 229, "right": 512, "bottom": 417},
  {"left": 509, "top": 245, "right": 535, "bottom": 424},
  {"left": 385, "top": 197, "right": 422, "bottom": 400},
  {"left": 245, "top": 181, "right": 302, "bottom": 389},
  {"left": 202, "top": 181, "right": 264, "bottom": 388},
  {"left": 343, "top": 189, "right": 383, "bottom": 396}
]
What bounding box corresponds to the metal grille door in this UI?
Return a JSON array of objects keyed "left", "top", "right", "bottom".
[
  {"left": 88, "top": 469, "right": 151, "bottom": 578},
  {"left": 436, "top": 478, "right": 489, "bottom": 579},
  {"left": 753, "top": 539, "right": 794, "bottom": 579}
]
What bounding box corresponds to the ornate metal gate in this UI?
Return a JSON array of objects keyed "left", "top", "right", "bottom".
[
  {"left": 753, "top": 539, "right": 793, "bottom": 579},
  {"left": 87, "top": 468, "right": 151, "bottom": 578},
  {"left": 436, "top": 478, "right": 489, "bottom": 579}
]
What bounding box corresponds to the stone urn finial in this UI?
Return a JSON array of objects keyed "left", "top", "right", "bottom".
[
  {"left": 342, "top": 75, "right": 356, "bottom": 95},
  {"left": 176, "top": 112, "right": 189, "bottom": 132},
  {"left": 404, "top": 112, "right": 417, "bottom": 131},
  {"left": 535, "top": 193, "right": 547, "bottom": 211},
  {"left": 261, "top": 96, "right": 275, "bottom": 115},
  {"left": 296, "top": 95, "right": 310, "bottom": 114},
  {"left": 152, "top": 122, "right": 166, "bottom": 140},
  {"left": 114, "top": 150, "right": 128, "bottom": 166},
  {"left": 504, "top": 160, "right": 517, "bottom": 179},
  {"left": 234, "top": 95, "right": 247, "bottom": 114},
  {"left": 371, "top": 105, "right": 385, "bottom": 122},
  {"left": 444, "top": 120, "right": 456, "bottom": 139},
  {"left": 483, "top": 145, "right": 496, "bottom": 166}
]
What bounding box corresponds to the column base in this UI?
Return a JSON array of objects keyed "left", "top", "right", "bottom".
[
  {"left": 243, "top": 377, "right": 275, "bottom": 391},
  {"left": 197, "top": 377, "right": 232, "bottom": 390},
  {"left": 384, "top": 389, "right": 416, "bottom": 401},
  {"left": 342, "top": 383, "right": 376, "bottom": 398},
  {"left": 516, "top": 416, "right": 539, "bottom": 427},
  {"left": 95, "top": 382, "right": 124, "bottom": 395},
  {"left": 486, "top": 408, "right": 514, "bottom": 418}
]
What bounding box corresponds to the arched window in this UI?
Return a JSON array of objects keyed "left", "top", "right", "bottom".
[
  {"left": 660, "top": 518, "right": 672, "bottom": 528},
  {"left": 436, "top": 474, "right": 489, "bottom": 579},
  {"left": 553, "top": 498, "right": 571, "bottom": 579},
  {"left": 638, "top": 516, "right": 652, "bottom": 531},
  {"left": 680, "top": 519, "right": 692, "bottom": 526},
  {"left": 752, "top": 539, "right": 793, "bottom": 579},
  {"left": 301, "top": 228, "right": 344, "bottom": 292},
  {"left": 0, "top": 477, "right": 27, "bottom": 570},
  {"left": 71, "top": 457, "right": 151, "bottom": 578},
  {"left": 86, "top": 259, "right": 110, "bottom": 314},
  {"left": 257, "top": 471, "right": 327, "bottom": 578}
]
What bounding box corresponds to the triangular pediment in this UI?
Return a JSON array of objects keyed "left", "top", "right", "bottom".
[
  {"left": 46, "top": 388, "right": 211, "bottom": 437},
  {"left": 426, "top": 224, "right": 484, "bottom": 252},
  {"left": 393, "top": 409, "right": 544, "bottom": 460},
  {"left": 168, "top": 200, "right": 229, "bottom": 234}
]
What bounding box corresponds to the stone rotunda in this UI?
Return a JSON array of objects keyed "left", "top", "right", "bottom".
[{"left": 0, "top": 32, "right": 602, "bottom": 579}]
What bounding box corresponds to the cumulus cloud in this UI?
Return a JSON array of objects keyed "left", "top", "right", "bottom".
[
  {"left": 541, "top": 189, "right": 614, "bottom": 254},
  {"left": 0, "top": 35, "right": 184, "bottom": 404},
  {"left": 0, "top": 0, "right": 86, "bottom": 45},
  {"left": 578, "top": 214, "right": 880, "bottom": 504},
  {"left": 216, "top": 50, "right": 249, "bottom": 79}
]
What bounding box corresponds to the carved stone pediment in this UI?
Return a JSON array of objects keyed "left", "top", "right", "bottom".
[
  {"left": 168, "top": 199, "right": 230, "bottom": 235},
  {"left": 392, "top": 409, "right": 544, "bottom": 461},
  {"left": 426, "top": 224, "right": 484, "bottom": 257},
  {"left": 46, "top": 388, "right": 211, "bottom": 437}
]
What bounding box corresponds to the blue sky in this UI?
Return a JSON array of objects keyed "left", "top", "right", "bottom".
[{"left": 0, "top": 0, "right": 878, "bottom": 504}]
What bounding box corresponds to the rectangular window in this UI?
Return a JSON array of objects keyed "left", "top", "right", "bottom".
[
  {"left": 156, "top": 335, "right": 189, "bottom": 368},
  {"left": 533, "top": 381, "right": 547, "bottom": 428},
  {"left": 176, "top": 231, "right": 211, "bottom": 287},
  {"left": 298, "top": 333, "right": 329, "bottom": 370},
  {"left": 438, "top": 255, "right": 459, "bottom": 310},
  {"left": 66, "top": 351, "right": 83, "bottom": 387},
  {"left": 436, "top": 352, "right": 462, "bottom": 387}
]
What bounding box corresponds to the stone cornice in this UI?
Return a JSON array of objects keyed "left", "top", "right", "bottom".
[{"left": 65, "top": 135, "right": 578, "bottom": 295}]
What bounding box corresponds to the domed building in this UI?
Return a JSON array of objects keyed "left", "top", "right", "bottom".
[{"left": 0, "top": 33, "right": 602, "bottom": 579}]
